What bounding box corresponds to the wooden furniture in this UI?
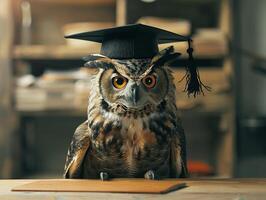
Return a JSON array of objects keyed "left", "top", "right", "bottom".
[
  {"left": 2, "top": 179, "right": 266, "bottom": 199},
  {"left": 0, "top": 0, "right": 19, "bottom": 178}
]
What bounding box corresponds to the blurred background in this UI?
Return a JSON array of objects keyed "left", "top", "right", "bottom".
[{"left": 0, "top": 0, "right": 265, "bottom": 179}]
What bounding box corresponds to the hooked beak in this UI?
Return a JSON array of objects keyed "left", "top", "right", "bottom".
[{"left": 131, "top": 84, "right": 140, "bottom": 105}]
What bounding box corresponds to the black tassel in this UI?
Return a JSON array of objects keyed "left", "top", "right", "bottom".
[{"left": 180, "top": 39, "right": 210, "bottom": 97}]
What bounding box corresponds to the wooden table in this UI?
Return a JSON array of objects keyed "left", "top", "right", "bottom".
[{"left": 1, "top": 179, "right": 266, "bottom": 200}]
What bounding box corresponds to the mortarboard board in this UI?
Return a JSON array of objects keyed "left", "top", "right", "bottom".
[
  {"left": 65, "top": 23, "right": 209, "bottom": 96},
  {"left": 65, "top": 23, "right": 188, "bottom": 59}
]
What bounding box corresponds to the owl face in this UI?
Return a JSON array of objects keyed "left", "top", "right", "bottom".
[
  {"left": 99, "top": 64, "right": 169, "bottom": 111},
  {"left": 85, "top": 46, "right": 178, "bottom": 115}
]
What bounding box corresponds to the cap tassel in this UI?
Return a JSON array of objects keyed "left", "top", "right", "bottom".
[{"left": 180, "top": 39, "right": 210, "bottom": 97}]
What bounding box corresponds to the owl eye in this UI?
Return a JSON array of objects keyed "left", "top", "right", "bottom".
[
  {"left": 142, "top": 75, "right": 156, "bottom": 89},
  {"left": 112, "top": 75, "right": 128, "bottom": 89}
]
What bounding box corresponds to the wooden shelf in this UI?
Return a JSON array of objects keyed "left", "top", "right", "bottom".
[
  {"left": 18, "top": 109, "right": 86, "bottom": 117},
  {"left": 16, "top": 95, "right": 232, "bottom": 117},
  {"left": 13, "top": 42, "right": 227, "bottom": 61},
  {"left": 27, "top": 0, "right": 116, "bottom": 6},
  {"left": 13, "top": 45, "right": 100, "bottom": 60}
]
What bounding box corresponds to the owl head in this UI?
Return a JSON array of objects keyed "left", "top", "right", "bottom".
[{"left": 85, "top": 46, "right": 179, "bottom": 116}]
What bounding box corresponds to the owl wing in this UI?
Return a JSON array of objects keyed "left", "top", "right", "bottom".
[
  {"left": 63, "top": 120, "right": 91, "bottom": 178},
  {"left": 170, "top": 120, "right": 188, "bottom": 178}
]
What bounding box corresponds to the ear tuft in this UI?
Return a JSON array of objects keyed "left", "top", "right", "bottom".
[
  {"left": 83, "top": 54, "right": 106, "bottom": 62},
  {"left": 151, "top": 46, "right": 181, "bottom": 68},
  {"left": 83, "top": 54, "right": 114, "bottom": 69}
]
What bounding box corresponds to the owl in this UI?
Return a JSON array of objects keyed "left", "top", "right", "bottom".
[{"left": 63, "top": 46, "right": 188, "bottom": 180}]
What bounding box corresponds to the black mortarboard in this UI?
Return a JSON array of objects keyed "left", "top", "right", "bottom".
[
  {"left": 65, "top": 23, "right": 209, "bottom": 96},
  {"left": 65, "top": 23, "right": 188, "bottom": 59}
]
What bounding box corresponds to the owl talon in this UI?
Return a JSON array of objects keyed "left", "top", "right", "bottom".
[
  {"left": 144, "top": 170, "right": 159, "bottom": 180},
  {"left": 100, "top": 172, "right": 109, "bottom": 181}
]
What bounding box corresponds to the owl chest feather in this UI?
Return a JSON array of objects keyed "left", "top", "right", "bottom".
[
  {"left": 120, "top": 118, "right": 158, "bottom": 171},
  {"left": 87, "top": 115, "right": 170, "bottom": 177}
]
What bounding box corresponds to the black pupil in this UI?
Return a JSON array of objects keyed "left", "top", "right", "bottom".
[
  {"left": 116, "top": 77, "right": 124, "bottom": 85},
  {"left": 145, "top": 77, "right": 153, "bottom": 85}
]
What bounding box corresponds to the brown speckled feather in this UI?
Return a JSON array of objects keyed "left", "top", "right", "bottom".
[
  {"left": 170, "top": 121, "right": 188, "bottom": 178},
  {"left": 64, "top": 121, "right": 90, "bottom": 178}
]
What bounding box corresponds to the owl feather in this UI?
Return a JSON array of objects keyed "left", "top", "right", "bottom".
[
  {"left": 64, "top": 46, "right": 188, "bottom": 179},
  {"left": 64, "top": 121, "right": 90, "bottom": 178}
]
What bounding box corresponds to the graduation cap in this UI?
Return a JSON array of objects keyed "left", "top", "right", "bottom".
[{"left": 65, "top": 23, "right": 209, "bottom": 96}]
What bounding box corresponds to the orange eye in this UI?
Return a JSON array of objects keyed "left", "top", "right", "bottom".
[
  {"left": 142, "top": 75, "right": 156, "bottom": 89},
  {"left": 112, "top": 76, "right": 127, "bottom": 89}
]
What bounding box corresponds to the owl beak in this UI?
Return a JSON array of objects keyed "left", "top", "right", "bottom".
[{"left": 131, "top": 85, "right": 140, "bottom": 105}]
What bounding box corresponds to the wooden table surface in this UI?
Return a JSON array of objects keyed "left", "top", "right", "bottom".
[{"left": 1, "top": 179, "right": 266, "bottom": 200}]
